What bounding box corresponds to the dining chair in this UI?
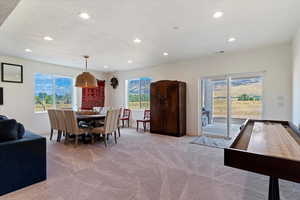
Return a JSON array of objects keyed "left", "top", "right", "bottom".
[
  {"left": 117, "top": 108, "right": 122, "bottom": 137},
  {"left": 48, "top": 109, "right": 59, "bottom": 140},
  {"left": 64, "top": 110, "right": 88, "bottom": 146},
  {"left": 90, "top": 109, "right": 120, "bottom": 147},
  {"left": 92, "top": 107, "right": 109, "bottom": 127},
  {"left": 54, "top": 109, "right": 67, "bottom": 142},
  {"left": 120, "top": 108, "right": 131, "bottom": 128},
  {"left": 136, "top": 110, "right": 150, "bottom": 132}
]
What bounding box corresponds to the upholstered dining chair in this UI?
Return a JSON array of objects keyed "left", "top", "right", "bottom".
[
  {"left": 54, "top": 109, "right": 67, "bottom": 142},
  {"left": 120, "top": 108, "right": 131, "bottom": 128},
  {"left": 48, "top": 109, "right": 59, "bottom": 141},
  {"left": 117, "top": 108, "right": 122, "bottom": 137},
  {"left": 90, "top": 109, "right": 120, "bottom": 147},
  {"left": 136, "top": 110, "right": 150, "bottom": 132},
  {"left": 64, "top": 110, "right": 88, "bottom": 146}
]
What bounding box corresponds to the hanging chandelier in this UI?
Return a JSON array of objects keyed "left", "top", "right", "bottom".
[{"left": 75, "top": 56, "right": 97, "bottom": 88}]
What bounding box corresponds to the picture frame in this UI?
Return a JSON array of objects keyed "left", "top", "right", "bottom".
[
  {"left": 1, "top": 63, "right": 23, "bottom": 83},
  {"left": 0, "top": 87, "right": 3, "bottom": 105}
]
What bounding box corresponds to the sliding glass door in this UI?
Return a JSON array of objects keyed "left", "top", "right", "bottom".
[
  {"left": 200, "top": 73, "right": 263, "bottom": 138},
  {"left": 201, "top": 77, "right": 229, "bottom": 138}
]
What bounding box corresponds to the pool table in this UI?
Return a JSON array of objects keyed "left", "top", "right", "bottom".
[{"left": 224, "top": 119, "right": 300, "bottom": 200}]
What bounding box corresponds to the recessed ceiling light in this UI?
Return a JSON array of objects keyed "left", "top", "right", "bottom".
[
  {"left": 128, "top": 60, "right": 133, "bottom": 64},
  {"left": 44, "top": 36, "right": 53, "bottom": 41},
  {"left": 25, "top": 48, "right": 32, "bottom": 52},
  {"left": 163, "top": 52, "right": 169, "bottom": 56},
  {"left": 79, "top": 12, "right": 90, "bottom": 19},
  {"left": 228, "top": 37, "right": 236, "bottom": 42},
  {"left": 103, "top": 65, "right": 109, "bottom": 69},
  {"left": 173, "top": 26, "right": 179, "bottom": 30},
  {"left": 133, "top": 38, "right": 141, "bottom": 43},
  {"left": 213, "top": 11, "right": 223, "bottom": 18}
]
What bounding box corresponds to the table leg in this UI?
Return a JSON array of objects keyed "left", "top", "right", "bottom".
[{"left": 269, "top": 177, "right": 280, "bottom": 200}]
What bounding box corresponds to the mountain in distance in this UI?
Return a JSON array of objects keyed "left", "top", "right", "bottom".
[
  {"left": 35, "top": 73, "right": 73, "bottom": 96},
  {"left": 128, "top": 78, "right": 151, "bottom": 94}
]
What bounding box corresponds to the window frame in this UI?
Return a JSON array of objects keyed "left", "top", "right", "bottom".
[
  {"left": 125, "top": 77, "right": 152, "bottom": 111},
  {"left": 34, "top": 73, "right": 75, "bottom": 113}
]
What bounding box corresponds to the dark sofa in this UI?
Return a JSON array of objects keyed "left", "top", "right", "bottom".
[{"left": 0, "top": 131, "right": 47, "bottom": 196}]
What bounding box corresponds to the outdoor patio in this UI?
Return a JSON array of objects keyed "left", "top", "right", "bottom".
[
  {"left": 201, "top": 118, "right": 245, "bottom": 138},
  {"left": 202, "top": 122, "right": 241, "bottom": 138}
]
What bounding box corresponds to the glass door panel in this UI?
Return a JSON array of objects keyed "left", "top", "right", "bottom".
[
  {"left": 201, "top": 73, "right": 264, "bottom": 139},
  {"left": 201, "top": 77, "right": 228, "bottom": 138},
  {"left": 229, "top": 76, "right": 263, "bottom": 136}
]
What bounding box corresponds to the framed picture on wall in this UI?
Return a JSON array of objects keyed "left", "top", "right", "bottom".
[
  {"left": 0, "top": 87, "right": 3, "bottom": 105},
  {"left": 1, "top": 63, "right": 23, "bottom": 83}
]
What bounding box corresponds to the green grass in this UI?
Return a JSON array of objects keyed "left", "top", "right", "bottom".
[
  {"left": 128, "top": 101, "right": 150, "bottom": 110},
  {"left": 35, "top": 104, "right": 72, "bottom": 112},
  {"left": 213, "top": 99, "right": 262, "bottom": 119}
]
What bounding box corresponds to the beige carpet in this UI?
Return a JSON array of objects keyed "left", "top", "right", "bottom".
[{"left": 2, "top": 128, "right": 300, "bottom": 200}]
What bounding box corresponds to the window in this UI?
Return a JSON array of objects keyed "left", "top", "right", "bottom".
[
  {"left": 34, "top": 73, "right": 74, "bottom": 112},
  {"left": 127, "top": 77, "right": 152, "bottom": 110}
]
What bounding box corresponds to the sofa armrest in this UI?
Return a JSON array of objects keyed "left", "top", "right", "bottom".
[{"left": 0, "top": 132, "right": 47, "bottom": 196}]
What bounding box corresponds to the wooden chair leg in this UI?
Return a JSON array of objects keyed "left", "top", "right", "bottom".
[
  {"left": 118, "top": 127, "right": 121, "bottom": 137},
  {"left": 64, "top": 133, "right": 69, "bottom": 144},
  {"left": 57, "top": 130, "right": 62, "bottom": 142},
  {"left": 104, "top": 134, "right": 107, "bottom": 147},
  {"left": 50, "top": 128, "right": 53, "bottom": 140},
  {"left": 114, "top": 131, "right": 117, "bottom": 144},
  {"left": 91, "top": 134, "right": 95, "bottom": 144},
  {"left": 60, "top": 131, "right": 64, "bottom": 142},
  {"left": 75, "top": 135, "right": 79, "bottom": 147},
  {"left": 122, "top": 120, "right": 124, "bottom": 128},
  {"left": 137, "top": 121, "right": 139, "bottom": 131},
  {"left": 128, "top": 119, "right": 130, "bottom": 128},
  {"left": 143, "top": 122, "right": 146, "bottom": 132}
]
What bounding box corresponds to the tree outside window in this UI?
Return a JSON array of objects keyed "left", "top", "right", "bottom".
[
  {"left": 34, "top": 73, "right": 73, "bottom": 112},
  {"left": 127, "top": 77, "right": 152, "bottom": 110}
]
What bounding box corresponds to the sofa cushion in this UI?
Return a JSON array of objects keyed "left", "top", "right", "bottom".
[
  {"left": 0, "top": 119, "right": 18, "bottom": 142},
  {"left": 0, "top": 115, "right": 8, "bottom": 120},
  {"left": 17, "top": 123, "right": 25, "bottom": 139}
]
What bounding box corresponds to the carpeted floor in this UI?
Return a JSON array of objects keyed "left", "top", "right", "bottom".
[{"left": 2, "top": 128, "right": 300, "bottom": 200}]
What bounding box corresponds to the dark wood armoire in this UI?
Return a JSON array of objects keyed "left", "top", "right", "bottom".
[{"left": 150, "top": 80, "right": 186, "bottom": 137}]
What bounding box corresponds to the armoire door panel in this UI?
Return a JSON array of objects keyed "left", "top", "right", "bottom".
[
  {"left": 150, "top": 85, "right": 160, "bottom": 132},
  {"left": 164, "top": 85, "right": 179, "bottom": 134}
]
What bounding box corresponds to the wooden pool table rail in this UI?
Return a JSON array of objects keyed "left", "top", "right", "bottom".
[
  {"left": 225, "top": 119, "right": 300, "bottom": 183},
  {"left": 224, "top": 119, "right": 300, "bottom": 200}
]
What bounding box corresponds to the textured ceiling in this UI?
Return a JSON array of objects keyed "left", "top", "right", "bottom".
[{"left": 0, "top": 0, "right": 300, "bottom": 71}]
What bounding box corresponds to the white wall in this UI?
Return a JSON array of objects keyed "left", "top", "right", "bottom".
[
  {"left": 0, "top": 55, "right": 106, "bottom": 134},
  {"left": 107, "top": 43, "right": 293, "bottom": 136},
  {"left": 293, "top": 28, "right": 300, "bottom": 127}
]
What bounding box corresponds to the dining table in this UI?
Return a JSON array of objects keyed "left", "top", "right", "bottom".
[
  {"left": 76, "top": 113, "right": 106, "bottom": 143},
  {"left": 76, "top": 114, "right": 106, "bottom": 121}
]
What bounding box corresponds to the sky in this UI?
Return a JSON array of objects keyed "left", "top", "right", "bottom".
[
  {"left": 35, "top": 73, "right": 73, "bottom": 96},
  {"left": 128, "top": 77, "right": 152, "bottom": 94}
]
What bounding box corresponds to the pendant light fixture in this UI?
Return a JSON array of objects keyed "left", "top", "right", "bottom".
[{"left": 75, "top": 55, "right": 97, "bottom": 88}]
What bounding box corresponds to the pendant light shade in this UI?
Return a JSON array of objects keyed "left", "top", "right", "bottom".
[{"left": 75, "top": 56, "right": 97, "bottom": 88}]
